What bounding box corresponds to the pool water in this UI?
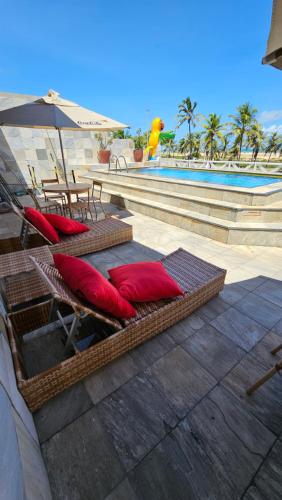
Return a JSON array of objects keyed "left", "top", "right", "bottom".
[{"left": 134, "top": 167, "right": 281, "bottom": 188}]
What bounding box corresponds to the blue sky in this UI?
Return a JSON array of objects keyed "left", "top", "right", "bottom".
[{"left": 1, "top": 0, "right": 281, "bottom": 137}]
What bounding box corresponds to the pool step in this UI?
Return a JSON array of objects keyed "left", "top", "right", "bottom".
[
  {"left": 82, "top": 173, "right": 282, "bottom": 223},
  {"left": 98, "top": 188, "right": 282, "bottom": 247},
  {"left": 87, "top": 168, "right": 282, "bottom": 206}
]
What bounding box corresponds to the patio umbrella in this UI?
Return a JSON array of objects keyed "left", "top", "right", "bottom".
[
  {"left": 263, "top": 0, "right": 282, "bottom": 69},
  {"left": 0, "top": 89, "right": 128, "bottom": 186}
]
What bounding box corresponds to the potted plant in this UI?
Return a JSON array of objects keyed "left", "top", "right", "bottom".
[
  {"left": 95, "top": 133, "right": 113, "bottom": 163},
  {"left": 133, "top": 129, "right": 144, "bottom": 162}
]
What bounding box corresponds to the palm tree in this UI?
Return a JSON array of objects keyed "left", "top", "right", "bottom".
[
  {"left": 264, "top": 132, "right": 282, "bottom": 162},
  {"left": 178, "top": 135, "right": 191, "bottom": 154},
  {"left": 247, "top": 122, "right": 264, "bottom": 161},
  {"left": 178, "top": 132, "right": 202, "bottom": 159},
  {"left": 177, "top": 97, "right": 198, "bottom": 158},
  {"left": 229, "top": 103, "right": 257, "bottom": 160},
  {"left": 228, "top": 139, "right": 241, "bottom": 161},
  {"left": 219, "top": 133, "right": 232, "bottom": 159},
  {"left": 191, "top": 132, "right": 202, "bottom": 159},
  {"left": 163, "top": 138, "right": 176, "bottom": 158},
  {"left": 203, "top": 114, "right": 224, "bottom": 160}
]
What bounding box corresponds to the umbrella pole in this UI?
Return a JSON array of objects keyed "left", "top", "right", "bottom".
[{"left": 57, "top": 128, "right": 69, "bottom": 188}]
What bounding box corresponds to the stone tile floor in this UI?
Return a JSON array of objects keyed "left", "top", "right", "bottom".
[{"left": 3, "top": 201, "right": 282, "bottom": 499}]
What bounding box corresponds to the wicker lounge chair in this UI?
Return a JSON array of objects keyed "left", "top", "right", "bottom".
[
  {"left": 0, "top": 203, "right": 132, "bottom": 310},
  {"left": 2, "top": 202, "right": 132, "bottom": 255},
  {"left": 6, "top": 248, "right": 226, "bottom": 411}
]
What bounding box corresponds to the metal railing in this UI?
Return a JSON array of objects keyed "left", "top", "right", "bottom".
[
  {"left": 161, "top": 158, "right": 282, "bottom": 175},
  {"left": 108, "top": 155, "right": 128, "bottom": 173}
]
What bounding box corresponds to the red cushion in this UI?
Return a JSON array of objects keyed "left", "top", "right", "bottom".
[
  {"left": 53, "top": 253, "right": 136, "bottom": 319},
  {"left": 44, "top": 213, "right": 90, "bottom": 235},
  {"left": 108, "top": 261, "right": 184, "bottom": 302},
  {"left": 24, "top": 207, "right": 60, "bottom": 244}
]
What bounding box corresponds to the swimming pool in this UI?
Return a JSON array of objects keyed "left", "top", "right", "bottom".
[{"left": 134, "top": 167, "right": 282, "bottom": 188}]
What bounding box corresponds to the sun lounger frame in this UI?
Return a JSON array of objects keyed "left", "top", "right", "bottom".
[{"left": 6, "top": 248, "right": 226, "bottom": 411}]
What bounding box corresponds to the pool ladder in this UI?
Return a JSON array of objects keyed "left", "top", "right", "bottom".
[{"left": 108, "top": 155, "right": 128, "bottom": 173}]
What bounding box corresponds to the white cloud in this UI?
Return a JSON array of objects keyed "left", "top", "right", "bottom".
[
  {"left": 259, "top": 110, "right": 282, "bottom": 123},
  {"left": 263, "top": 124, "right": 282, "bottom": 135}
]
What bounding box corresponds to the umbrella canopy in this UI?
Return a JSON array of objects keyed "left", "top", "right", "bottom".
[
  {"left": 263, "top": 0, "right": 282, "bottom": 69},
  {"left": 0, "top": 90, "right": 129, "bottom": 187},
  {"left": 0, "top": 89, "right": 128, "bottom": 130}
]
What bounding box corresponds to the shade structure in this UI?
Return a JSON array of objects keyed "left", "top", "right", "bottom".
[
  {"left": 0, "top": 90, "right": 129, "bottom": 186},
  {"left": 263, "top": 0, "right": 282, "bottom": 69},
  {"left": 0, "top": 89, "right": 128, "bottom": 130}
]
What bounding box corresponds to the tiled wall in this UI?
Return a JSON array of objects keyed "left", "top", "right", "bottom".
[{"left": 0, "top": 92, "right": 134, "bottom": 191}]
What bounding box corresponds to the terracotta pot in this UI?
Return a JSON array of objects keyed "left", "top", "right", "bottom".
[
  {"left": 133, "top": 149, "right": 143, "bottom": 162},
  {"left": 98, "top": 150, "right": 111, "bottom": 164}
]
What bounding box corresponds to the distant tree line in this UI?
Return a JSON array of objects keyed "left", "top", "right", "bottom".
[{"left": 113, "top": 98, "right": 282, "bottom": 162}]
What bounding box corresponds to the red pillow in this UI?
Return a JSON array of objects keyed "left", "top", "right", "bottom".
[
  {"left": 44, "top": 213, "right": 89, "bottom": 235},
  {"left": 53, "top": 253, "right": 136, "bottom": 319},
  {"left": 108, "top": 261, "right": 184, "bottom": 302},
  {"left": 24, "top": 207, "right": 60, "bottom": 244}
]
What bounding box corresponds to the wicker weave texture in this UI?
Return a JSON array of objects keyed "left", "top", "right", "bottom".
[
  {"left": 2, "top": 219, "right": 132, "bottom": 310},
  {"left": 8, "top": 248, "right": 226, "bottom": 411}
]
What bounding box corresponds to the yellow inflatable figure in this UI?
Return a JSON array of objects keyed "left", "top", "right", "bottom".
[
  {"left": 144, "top": 118, "right": 175, "bottom": 160},
  {"left": 144, "top": 117, "right": 164, "bottom": 159}
]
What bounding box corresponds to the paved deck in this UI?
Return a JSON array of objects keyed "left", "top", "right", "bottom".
[{"left": 3, "top": 201, "right": 282, "bottom": 499}]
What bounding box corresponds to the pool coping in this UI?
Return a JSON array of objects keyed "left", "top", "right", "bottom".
[{"left": 93, "top": 168, "right": 282, "bottom": 196}]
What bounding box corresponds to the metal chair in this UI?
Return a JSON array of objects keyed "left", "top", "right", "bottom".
[
  {"left": 41, "top": 167, "right": 66, "bottom": 207},
  {"left": 71, "top": 170, "right": 106, "bottom": 220},
  {"left": 27, "top": 164, "right": 38, "bottom": 189},
  {"left": 67, "top": 188, "right": 94, "bottom": 221},
  {"left": 90, "top": 180, "right": 106, "bottom": 220},
  {"left": 27, "top": 188, "right": 63, "bottom": 214}
]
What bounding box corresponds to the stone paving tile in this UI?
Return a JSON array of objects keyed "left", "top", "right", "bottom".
[
  {"left": 211, "top": 307, "right": 267, "bottom": 351},
  {"left": 130, "top": 331, "right": 175, "bottom": 371},
  {"left": 243, "top": 438, "right": 282, "bottom": 500},
  {"left": 110, "top": 240, "right": 163, "bottom": 263},
  {"left": 196, "top": 296, "right": 230, "bottom": 323},
  {"left": 34, "top": 383, "right": 93, "bottom": 444},
  {"left": 222, "top": 332, "right": 282, "bottom": 435},
  {"left": 128, "top": 385, "right": 275, "bottom": 500},
  {"left": 105, "top": 479, "right": 139, "bottom": 500},
  {"left": 97, "top": 373, "right": 178, "bottom": 471},
  {"left": 42, "top": 407, "right": 124, "bottom": 500},
  {"left": 253, "top": 277, "right": 282, "bottom": 308},
  {"left": 172, "top": 385, "right": 275, "bottom": 499},
  {"left": 230, "top": 273, "right": 267, "bottom": 291},
  {"left": 272, "top": 318, "right": 282, "bottom": 337},
  {"left": 128, "top": 433, "right": 196, "bottom": 500},
  {"left": 145, "top": 346, "right": 217, "bottom": 419},
  {"left": 166, "top": 312, "right": 205, "bottom": 344},
  {"left": 182, "top": 324, "right": 245, "bottom": 380},
  {"left": 219, "top": 282, "right": 249, "bottom": 305},
  {"left": 234, "top": 292, "right": 282, "bottom": 329},
  {"left": 84, "top": 352, "right": 139, "bottom": 404}
]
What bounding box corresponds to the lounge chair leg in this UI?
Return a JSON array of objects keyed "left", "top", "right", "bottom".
[
  {"left": 271, "top": 342, "right": 282, "bottom": 355},
  {"left": 48, "top": 299, "right": 57, "bottom": 323},
  {"left": 56, "top": 311, "right": 85, "bottom": 352},
  {"left": 246, "top": 359, "right": 282, "bottom": 395},
  {"left": 20, "top": 221, "right": 29, "bottom": 249},
  {"left": 99, "top": 199, "right": 106, "bottom": 219},
  {"left": 93, "top": 201, "right": 98, "bottom": 221}
]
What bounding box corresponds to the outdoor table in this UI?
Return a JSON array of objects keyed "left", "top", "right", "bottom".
[{"left": 42, "top": 182, "right": 91, "bottom": 218}]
